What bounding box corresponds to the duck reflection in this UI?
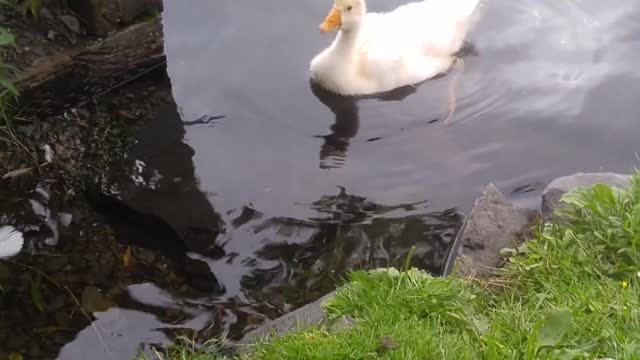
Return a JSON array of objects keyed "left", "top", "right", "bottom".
[
  {"left": 309, "top": 40, "right": 479, "bottom": 169},
  {"left": 310, "top": 80, "right": 421, "bottom": 169}
]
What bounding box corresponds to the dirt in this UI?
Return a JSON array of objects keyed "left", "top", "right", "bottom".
[
  {"left": 0, "top": 65, "right": 216, "bottom": 359},
  {"left": 0, "top": 6, "right": 200, "bottom": 359},
  {"left": 0, "top": 3, "right": 96, "bottom": 72}
]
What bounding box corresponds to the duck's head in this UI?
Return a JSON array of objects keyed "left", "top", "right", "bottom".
[{"left": 319, "top": 0, "right": 366, "bottom": 33}]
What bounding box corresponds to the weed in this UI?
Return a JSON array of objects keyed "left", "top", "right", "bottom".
[
  {"left": 134, "top": 337, "right": 230, "bottom": 360},
  {"left": 0, "top": 0, "right": 43, "bottom": 21}
]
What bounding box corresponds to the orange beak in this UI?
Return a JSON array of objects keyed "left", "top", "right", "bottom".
[{"left": 320, "top": 7, "right": 342, "bottom": 33}]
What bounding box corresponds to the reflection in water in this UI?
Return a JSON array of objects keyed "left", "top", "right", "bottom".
[
  {"left": 311, "top": 80, "right": 422, "bottom": 169},
  {"left": 233, "top": 186, "right": 463, "bottom": 335},
  {"left": 310, "top": 40, "right": 479, "bottom": 169}
]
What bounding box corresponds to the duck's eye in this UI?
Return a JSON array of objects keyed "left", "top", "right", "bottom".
[{"left": 346, "top": 5, "right": 352, "bottom": 11}]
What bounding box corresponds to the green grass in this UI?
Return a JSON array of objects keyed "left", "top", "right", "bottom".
[
  {"left": 149, "top": 172, "right": 640, "bottom": 360},
  {"left": 135, "top": 337, "right": 231, "bottom": 360},
  {"left": 0, "top": 25, "right": 23, "bottom": 154},
  {"left": 0, "top": 0, "right": 43, "bottom": 21}
]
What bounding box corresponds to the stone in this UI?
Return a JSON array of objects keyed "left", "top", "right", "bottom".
[
  {"left": 235, "top": 292, "right": 335, "bottom": 351},
  {"left": 444, "top": 183, "right": 537, "bottom": 278},
  {"left": 59, "top": 14, "right": 81, "bottom": 34},
  {"left": 80, "top": 286, "right": 112, "bottom": 313},
  {"left": 541, "top": 172, "right": 631, "bottom": 219},
  {"left": 329, "top": 316, "right": 357, "bottom": 333},
  {"left": 68, "top": 0, "right": 163, "bottom": 36}
]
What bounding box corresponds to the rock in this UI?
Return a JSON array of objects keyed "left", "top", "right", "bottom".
[
  {"left": 236, "top": 292, "right": 335, "bottom": 350},
  {"left": 68, "top": 0, "right": 163, "bottom": 36},
  {"left": 59, "top": 15, "right": 81, "bottom": 34},
  {"left": 80, "top": 286, "right": 112, "bottom": 313},
  {"left": 444, "top": 184, "right": 537, "bottom": 278},
  {"left": 541, "top": 172, "right": 632, "bottom": 219},
  {"left": 329, "top": 316, "right": 357, "bottom": 333}
]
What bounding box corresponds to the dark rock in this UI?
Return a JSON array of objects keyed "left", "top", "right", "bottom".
[
  {"left": 541, "top": 172, "right": 631, "bottom": 219},
  {"left": 80, "top": 286, "right": 112, "bottom": 313},
  {"left": 68, "top": 0, "right": 162, "bottom": 36},
  {"left": 59, "top": 14, "right": 81, "bottom": 34},
  {"left": 444, "top": 183, "right": 537, "bottom": 278}
]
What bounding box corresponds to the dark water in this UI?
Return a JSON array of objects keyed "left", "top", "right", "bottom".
[{"left": 5, "top": 0, "right": 640, "bottom": 359}]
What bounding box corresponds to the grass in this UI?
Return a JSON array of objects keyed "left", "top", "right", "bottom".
[
  {"left": 0, "top": 24, "right": 25, "bottom": 160},
  {"left": 0, "top": 0, "right": 43, "bottom": 21},
  {"left": 147, "top": 172, "right": 640, "bottom": 359},
  {"left": 135, "top": 337, "right": 231, "bottom": 360}
]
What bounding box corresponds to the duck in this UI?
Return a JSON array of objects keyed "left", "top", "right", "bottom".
[{"left": 309, "top": 0, "right": 480, "bottom": 96}]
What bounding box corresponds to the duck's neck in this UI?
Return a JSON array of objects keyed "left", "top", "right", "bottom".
[{"left": 331, "top": 25, "right": 362, "bottom": 59}]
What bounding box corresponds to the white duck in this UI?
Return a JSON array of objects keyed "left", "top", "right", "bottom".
[{"left": 309, "top": 0, "right": 480, "bottom": 96}]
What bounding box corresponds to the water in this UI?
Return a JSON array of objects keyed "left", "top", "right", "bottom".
[{"left": 5, "top": 0, "right": 640, "bottom": 359}]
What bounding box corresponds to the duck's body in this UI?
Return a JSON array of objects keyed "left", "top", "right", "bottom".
[{"left": 310, "top": 0, "right": 480, "bottom": 95}]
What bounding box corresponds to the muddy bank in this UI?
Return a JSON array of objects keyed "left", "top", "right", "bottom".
[{"left": 0, "top": 71, "right": 201, "bottom": 360}]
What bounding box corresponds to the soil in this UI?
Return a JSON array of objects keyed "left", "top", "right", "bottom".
[
  {"left": 0, "top": 6, "right": 200, "bottom": 359},
  {"left": 0, "top": 3, "right": 95, "bottom": 72}
]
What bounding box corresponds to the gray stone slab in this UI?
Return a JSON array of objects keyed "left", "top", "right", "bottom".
[
  {"left": 235, "top": 292, "right": 335, "bottom": 351},
  {"left": 445, "top": 183, "right": 537, "bottom": 277},
  {"left": 541, "top": 172, "right": 631, "bottom": 219}
]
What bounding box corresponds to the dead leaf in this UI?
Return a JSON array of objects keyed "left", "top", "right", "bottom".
[
  {"left": 2, "top": 167, "right": 33, "bottom": 180},
  {"left": 123, "top": 245, "right": 135, "bottom": 270}
]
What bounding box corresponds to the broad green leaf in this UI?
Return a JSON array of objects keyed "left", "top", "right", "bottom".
[
  {"left": 0, "top": 27, "right": 15, "bottom": 47},
  {"left": 537, "top": 308, "right": 572, "bottom": 348},
  {"left": 0, "top": 78, "right": 19, "bottom": 96}
]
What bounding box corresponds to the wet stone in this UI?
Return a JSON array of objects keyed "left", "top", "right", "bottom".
[
  {"left": 81, "top": 286, "right": 112, "bottom": 313},
  {"left": 446, "top": 183, "right": 537, "bottom": 278}
]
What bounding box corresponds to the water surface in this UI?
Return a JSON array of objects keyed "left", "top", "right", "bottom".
[{"left": 44, "top": 0, "right": 640, "bottom": 358}]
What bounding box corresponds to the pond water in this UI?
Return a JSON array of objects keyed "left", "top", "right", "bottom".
[{"left": 5, "top": 0, "right": 640, "bottom": 359}]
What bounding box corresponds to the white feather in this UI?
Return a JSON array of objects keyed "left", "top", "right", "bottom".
[{"left": 0, "top": 226, "right": 24, "bottom": 259}]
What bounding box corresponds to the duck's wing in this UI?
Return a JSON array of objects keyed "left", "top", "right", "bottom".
[{"left": 361, "top": 0, "right": 480, "bottom": 59}]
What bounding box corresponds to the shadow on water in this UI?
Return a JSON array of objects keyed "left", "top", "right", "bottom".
[{"left": 311, "top": 80, "right": 420, "bottom": 169}]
